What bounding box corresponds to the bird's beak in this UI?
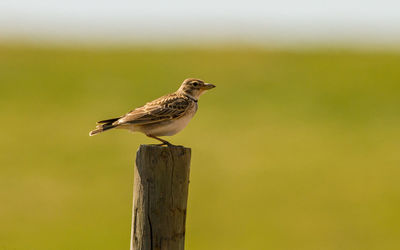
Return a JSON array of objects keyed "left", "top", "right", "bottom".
[{"left": 202, "top": 83, "right": 216, "bottom": 90}]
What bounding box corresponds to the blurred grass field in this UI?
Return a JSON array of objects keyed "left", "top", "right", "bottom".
[{"left": 1, "top": 44, "right": 400, "bottom": 250}]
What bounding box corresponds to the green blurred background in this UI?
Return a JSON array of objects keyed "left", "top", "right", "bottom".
[
  {"left": 1, "top": 44, "right": 400, "bottom": 249},
  {"left": 2, "top": 2, "right": 400, "bottom": 249}
]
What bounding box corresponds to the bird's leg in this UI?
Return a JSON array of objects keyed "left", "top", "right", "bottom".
[{"left": 147, "top": 135, "right": 173, "bottom": 146}]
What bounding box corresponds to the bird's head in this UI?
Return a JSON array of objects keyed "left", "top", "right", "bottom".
[{"left": 178, "top": 78, "right": 215, "bottom": 99}]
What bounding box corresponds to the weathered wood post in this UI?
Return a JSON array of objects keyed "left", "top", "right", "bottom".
[{"left": 130, "top": 144, "right": 191, "bottom": 250}]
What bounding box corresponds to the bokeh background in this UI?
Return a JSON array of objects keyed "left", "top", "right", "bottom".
[{"left": 1, "top": 1, "right": 400, "bottom": 250}]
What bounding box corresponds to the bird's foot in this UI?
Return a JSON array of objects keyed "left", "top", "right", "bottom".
[
  {"left": 147, "top": 135, "right": 174, "bottom": 146},
  {"left": 154, "top": 142, "right": 173, "bottom": 147}
]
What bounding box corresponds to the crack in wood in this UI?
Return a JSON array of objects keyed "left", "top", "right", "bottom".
[
  {"left": 169, "top": 148, "right": 175, "bottom": 207},
  {"left": 147, "top": 182, "right": 153, "bottom": 250}
]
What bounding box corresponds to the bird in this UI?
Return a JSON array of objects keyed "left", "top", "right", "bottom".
[{"left": 89, "top": 78, "right": 216, "bottom": 145}]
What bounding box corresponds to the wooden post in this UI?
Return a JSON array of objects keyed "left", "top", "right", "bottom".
[{"left": 130, "top": 145, "right": 191, "bottom": 250}]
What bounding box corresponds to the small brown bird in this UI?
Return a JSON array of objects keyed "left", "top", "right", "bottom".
[{"left": 89, "top": 78, "right": 215, "bottom": 145}]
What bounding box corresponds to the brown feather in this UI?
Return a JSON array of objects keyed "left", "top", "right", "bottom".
[{"left": 116, "top": 93, "right": 191, "bottom": 126}]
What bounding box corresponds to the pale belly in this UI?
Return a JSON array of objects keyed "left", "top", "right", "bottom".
[{"left": 126, "top": 105, "right": 198, "bottom": 136}]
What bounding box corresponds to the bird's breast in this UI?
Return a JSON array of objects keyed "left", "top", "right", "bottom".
[{"left": 136, "top": 103, "right": 198, "bottom": 136}]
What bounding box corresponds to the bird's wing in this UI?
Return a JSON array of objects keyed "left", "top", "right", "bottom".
[{"left": 116, "top": 94, "right": 191, "bottom": 126}]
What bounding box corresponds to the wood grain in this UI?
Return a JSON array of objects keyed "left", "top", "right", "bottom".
[{"left": 131, "top": 144, "right": 191, "bottom": 250}]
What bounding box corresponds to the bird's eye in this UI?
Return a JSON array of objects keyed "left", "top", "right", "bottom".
[{"left": 193, "top": 82, "right": 198, "bottom": 87}]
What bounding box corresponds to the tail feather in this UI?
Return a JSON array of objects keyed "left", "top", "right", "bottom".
[
  {"left": 97, "top": 117, "right": 120, "bottom": 124},
  {"left": 89, "top": 119, "right": 118, "bottom": 136},
  {"left": 89, "top": 128, "right": 104, "bottom": 136}
]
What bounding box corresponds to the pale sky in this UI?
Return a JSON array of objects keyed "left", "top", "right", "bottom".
[{"left": 0, "top": 0, "right": 399, "bottom": 46}]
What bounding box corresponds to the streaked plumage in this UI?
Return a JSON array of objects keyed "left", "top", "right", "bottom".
[{"left": 89, "top": 78, "right": 215, "bottom": 145}]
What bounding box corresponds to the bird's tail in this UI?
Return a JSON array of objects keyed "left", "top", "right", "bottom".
[{"left": 89, "top": 117, "right": 120, "bottom": 136}]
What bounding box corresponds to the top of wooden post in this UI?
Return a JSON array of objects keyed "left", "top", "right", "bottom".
[
  {"left": 136, "top": 144, "right": 191, "bottom": 158},
  {"left": 138, "top": 144, "right": 190, "bottom": 149}
]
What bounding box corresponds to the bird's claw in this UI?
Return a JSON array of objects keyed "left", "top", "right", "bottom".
[{"left": 154, "top": 142, "right": 173, "bottom": 147}]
